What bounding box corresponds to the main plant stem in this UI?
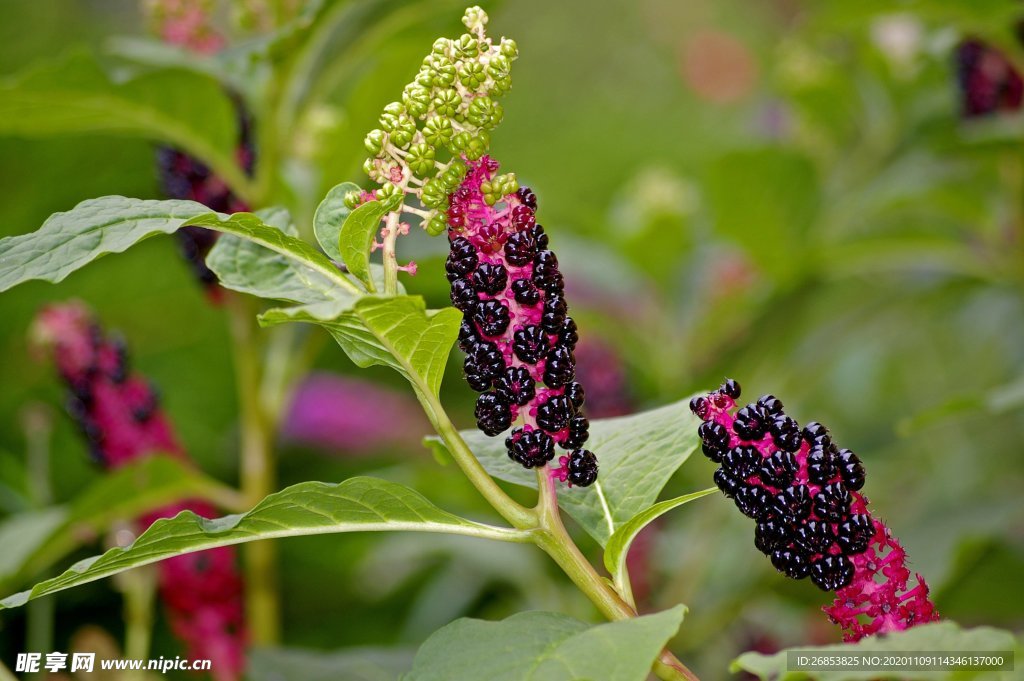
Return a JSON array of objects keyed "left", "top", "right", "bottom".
[
  {"left": 227, "top": 295, "right": 281, "bottom": 645},
  {"left": 382, "top": 211, "right": 401, "bottom": 296}
]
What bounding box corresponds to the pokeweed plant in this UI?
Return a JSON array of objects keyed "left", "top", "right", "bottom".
[{"left": 0, "top": 6, "right": 1016, "bottom": 681}]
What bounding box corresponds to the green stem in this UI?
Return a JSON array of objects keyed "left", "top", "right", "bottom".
[
  {"left": 121, "top": 565, "right": 156, "bottom": 681},
  {"left": 532, "top": 471, "right": 699, "bottom": 681},
  {"left": 425, "top": 394, "right": 535, "bottom": 529},
  {"left": 22, "top": 405, "right": 55, "bottom": 681},
  {"left": 382, "top": 211, "right": 400, "bottom": 296},
  {"left": 226, "top": 295, "right": 281, "bottom": 645}
]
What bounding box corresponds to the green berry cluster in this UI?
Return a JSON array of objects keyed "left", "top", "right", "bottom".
[{"left": 358, "top": 6, "right": 518, "bottom": 235}]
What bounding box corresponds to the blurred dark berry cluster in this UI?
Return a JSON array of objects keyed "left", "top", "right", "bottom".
[
  {"left": 956, "top": 38, "right": 1023, "bottom": 117},
  {"left": 446, "top": 157, "right": 597, "bottom": 487},
  {"left": 156, "top": 102, "right": 254, "bottom": 297},
  {"left": 690, "top": 380, "right": 938, "bottom": 640},
  {"left": 32, "top": 303, "right": 247, "bottom": 679}
]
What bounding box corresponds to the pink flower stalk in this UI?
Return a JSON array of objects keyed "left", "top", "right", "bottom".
[
  {"left": 690, "top": 379, "right": 939, "bottom": 642},
  {"left": 32, "top": 302, "right": 246, "bottom": 680},
  {"left": 445, "top": 157, "right": 597, "bottom": 487},
  {"left": 281, "top": 372, "right": 427, "bottom": 454}
]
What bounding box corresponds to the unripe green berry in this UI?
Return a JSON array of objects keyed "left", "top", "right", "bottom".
[
  {"left": 432, "top": 37, "right": 450, "bottom": 57},
  {"left": 388, "top": 114, "right": 417, "bottom": 149},
  {"left": 490, "top": 75, "right": 512, "bottom": 97},
  {"left": 431, "top": 56, "right": 457, "bottom": 87},
  {"left": 488, "top": 54, "right": 511, "bottom": 79},
  {"left": 423, "top": 116, "right": 454, "bottom": 146},
  {"left": 500, "top": 38, "right": 518, "bottom": 59},
  {"left": 464, "top": 131, "right": 490, "bottom": 161},
  {"left": 402, "top": 84, "right": 431, "bottom": 118},
  {"left": 425, "top": 212, "right": 448, "bottom": 236},
  {"left": 364, "top": 129, "right": 387, "bottom": 155},
  {"left": 421, "top": 178, "right": 448, "bottom": 208},
  {"left": 454, "top": 33, "right": 479, "bottom": 59},
  {"left": 432, "top": 88, "right": 462, "bottom": 116},
  {"left": 467, "top": 96, "right": 502, "bottom": 129},
  {"left": 458, "top": 61, "right": 486, "bottom": 89},
  {"left": 406, "top": 143, "right": 436, "bottom": 176},
  {"left": 376, "top": 181, "right": 401, "bottom": 204},
  {"left": 363, "top": 157, "right": 382, "bottom": 181},
  {"left": 415, "top": 68, "right": 433, "bottom": 88},
  {"left": 382, "top": 101, "right": 405, "bottom": 117}
]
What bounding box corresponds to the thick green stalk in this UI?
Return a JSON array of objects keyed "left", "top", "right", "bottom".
[
  {"left": 226, "top": 295, "right": 281, "bottom": 645},
  {"left": 120, "top": 564, "right": 156, "bottom": 681},
  {"left": 382, "top": 211, "right": 401, "bottom": 296}
]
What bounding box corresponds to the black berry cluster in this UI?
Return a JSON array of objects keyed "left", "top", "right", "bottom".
[
  {"left": 447, "top": 157, "right": 597, "bottom": 487},
  {"left": 690, "top": 380, "right": 870, "bottom": 591}
]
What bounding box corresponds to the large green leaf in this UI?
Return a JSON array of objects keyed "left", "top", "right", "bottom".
[
  {"left": 337, "top": 196, "right": 401, "bottom": 292},
  {"left": 0, "top": 456, "right": 241, "bottom": 590},
  {"left": 732, "top": 622, "right": 1019, "bottom": 681},
  {"left": 0, "top": 51, "right": 241, "bottom": 189},
  {"left": 314, "top": 182, "right": 362, "bottom": 262},
  {"left": 261, "top": 295, "right": 462, "bottom": 404},
  {"left": 205, "top": 207, "right": 353, "bottom": 304},
  {"left": 247, "top": 646, "right": 415, "bottom": 681},
  {"left": 0, "top": 477, "right": 528, "bottom": 610},
  {"left": 405, "top": 606, "right": 685, "bottom": 681},
  {"left": 425, "top": 396, "right": 701, "bottom": 545},
  {"left": 603, "top": 487, "right": 717, "bottom": 580},
  {"left": 0, "top": 197, "right": 210, "bottom": 291}
]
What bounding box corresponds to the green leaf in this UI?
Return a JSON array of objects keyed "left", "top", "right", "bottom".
[
  {"left": 0, "top": 477, "right": 527, "bottom": 610},
  {"left": 0, "top": 455, "right": 241, "bottom": 589},
  {"left": 247, "top": 646, "right": 414, "bottom": 681},
  {"left": 261, "top": 295, "right": 461, "bottom": 404},
  {"left": 0, "top": 197, "right": 210, "bottom": 292},
  {"left": 206, "top": 207, "right": 354, "bottom": 305},
  {"left": 731, "top": 622, "right": 1019, "bottom": 681},
  {"left": 0, "top": 51, "right": 242, "bottom": 191},
  {"left": 603, "top": 487, "right": 717, "bottom": 578},
  {"left": 424, "top": 396, "right": 701, "bottom": 545},
  {"left": 405, "top": 606, "right": 685, "bottom": 681},
  {"left": 314, "top": 182, "right": 362, "bottom": 262},
  {"left": 338, "top": 195, "right": 401, "bottom": 291}
]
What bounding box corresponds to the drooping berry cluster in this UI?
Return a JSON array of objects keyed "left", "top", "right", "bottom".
[
  {"left": 32, "top": 303, "right": 246, "bottom": 680},
  {"left": 446, "top": 157, "right": 597, "bottom": 487},
  {"left": 690, "top": 380, "right": 938, "bottom": 640},
  {"left": 354, "top": 6, "right": 519, "bottom": 236},
  {"left": 955, "top": 38, "right": 1023, "bottom": 117},
  {"left": 156, "top": 104, "right": 254, "bottom": 297}
]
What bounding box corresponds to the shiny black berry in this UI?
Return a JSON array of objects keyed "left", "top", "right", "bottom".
[
  {"left": 563, "top": 415, "right": 590, "bottom": 449},
  {"left": 836, "top": 448, "right": 865, "bottom": 491},
  {"left": 689, "top": 396, "right": 710, "bottom": 419},
  {"left": 734, "top": 484, "right": 772, "bottom": 520},
  {"left": 757, "top": 394, "right": 783, "bottom": 415},
  {"left": 794, "top": 520, "right": 836, "bottom": 555},
  {"left": 809, "top": 555, "right": 854, "bottom": 591},
  {"left": 503, "top": 231, "right": 537, "bottom": 266},
  {"left": 802, "top": 421, "right": 829, "bottom": 443},
  {"left": 495, "top": 366, "right": 536, "bottom": 406},
  {"left": 558, "top": 317, "right": 578, "bottom": 349},
  {"left": 543, "top": 345, "right": 575, "bottom": 388},
  {"left": 511, "top": 204, "right": 536, "bottom": 230},
  {"left": 754, "top": 518, "right": 790, "bottom": 555},
  {"left": 472, "top": 300, "right": 511, "bottom": 337},
  {"left": 531, "top": 224, "right": 549, "bottom": 249},
  {"left": 446, "top": 237, "right": 478, "bottom": 277},
  {"left": 541, "top": 294, "right": 567, "bottom": 331},
  {"left": 733, "top": 404, "right": 768, "bottom": 440},
  {"left": 567, "top": 449, "right": 598, "bottom": 487},
  {"left": 472, "top": 263, "right": 508, "bottom": 295},
  {"left": 722, "top": 445, "right": 760, "bottom": 479},
  {"left": 773, "top": 485, "right": 812, "bottom": 523},
  {"left": 532, "top": 250, "right": 559, "bottom": 284},
  {"left": 511, "top": 278, "right": 541, "bottom": 305},
  {"left": 771, "top": 548, "right": 810, "bottom": 579},
  {"left": 475, "top": 392, "right": 512, "bottom": 436},
  {"left": 536, "top": 395, "right": 574, "bottom": 432},
  {"left": 770, "top": 415, "right": 802, "bottom": 452},
  {"left": 806, "top": 444, "right": 838, "bottom": 485},
  {"left": 813, "top": 483, "right": 851, "bottom": 523},
  {"left": 450, "top": 278, "right": 478, "bottom": 311},
  {"left": 513, "top": 324, "right": 549, "bottom": 363},
  {"left": 516, "top": 186, "right": 538, "bottom": 209},
  {"left": 565, "top": 382, "right": 586, "bottom": 410},
  {"left": 714, "top": 467, "right": 742, "bottom": 498},
  {"left": 759, "top": 451, "right": 797, "bottom": 489},
  {"left": 506, "top": 427, "right": 555, "bottom": 468},
  {"left": 836, "top": 513, "right": 874, "bottom": 555},
  {"left": 721, "top": 378, "right": 741, "bottom": 399}
]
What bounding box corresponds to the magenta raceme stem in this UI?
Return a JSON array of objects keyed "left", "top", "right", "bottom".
[
  {"left": 446, "top": 157, "right": 598, "bottom": 487},
  {"left": 689, "top": 380, "right": 939, "bottom": 642}
]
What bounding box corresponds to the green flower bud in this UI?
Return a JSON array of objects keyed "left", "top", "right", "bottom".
[
  {"left": 500, "top": 38, "right": 518, "bottom": 59},
  {"left": 463, "top": 131, "right": 490, "bottom": 161},
  {"left": 432, "top": 88, "right": 462, "bottom": 117},
  {"left": 402, "top": 84, "right": 431, "bottom": 118},
  {"left": 487, "top": 54, "right": 511, "bottom": 80},
  {"left": 343, "top": 190, "right": 363, "bottom": 210},
  {"left": 425, "top": 212, "right": 448, "bottom": 236},
  {"left": 467, "top": 95, "right": 502, "bottom": 129},
  {"left": 364, "top": 129, "right": 387, "bottom": 155},
  {"left": 363, "top": 157, "right": 381, "bottom": 181},
  {"left": 453, "top": 33, "right": 479, "bottom": 59},
  {"left": 458, "top": 60, "right": 487, "bottom": 89},
  {"left": 423, "top": 116, "right": 454, "bottom": 146},
  {"left": 421, "top": 178, "right": 448, "bottom": 208},
  {"left": 462, "top": 6, "right": 488, "bottom": 32},
  {"left": 438, "top": 164, "right": 465, "bottom": 192},
  {"left": 406, "top": 143, "right": 436, "bottom": 176}
]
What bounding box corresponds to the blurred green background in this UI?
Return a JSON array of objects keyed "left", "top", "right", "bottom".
[{"left": 1, "top": 0, "right": 1022, "bottom": 678}]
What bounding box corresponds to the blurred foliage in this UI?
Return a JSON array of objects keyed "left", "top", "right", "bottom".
[{"left": 0, "top": 0, "right": 1022, "bottom": 678}]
